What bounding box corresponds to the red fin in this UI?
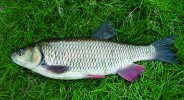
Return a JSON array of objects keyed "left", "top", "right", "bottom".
[
  {"left": 42, "top": 65, "right": 69, "bottom": 74},
  {"left": 117, "top": 64, "right": 145, "bottom": 82},
  {"left": 87, "top": 75, "right": 105, "bottom": 79}
]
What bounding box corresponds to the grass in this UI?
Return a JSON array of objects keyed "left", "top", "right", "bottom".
[{"left": 0, "top": 0, "right": 184, "bottom": 99}]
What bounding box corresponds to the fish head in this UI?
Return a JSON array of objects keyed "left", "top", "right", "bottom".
[{"left": 11, "top": 46, "right": 42, "bottom": 70}]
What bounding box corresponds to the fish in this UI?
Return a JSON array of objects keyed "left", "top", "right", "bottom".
[{"left": 11, "top": 21, "right": 177, "bottom": 82}]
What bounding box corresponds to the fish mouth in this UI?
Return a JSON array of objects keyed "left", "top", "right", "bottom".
[
  {"left": 10, "top": 53, "right": 24, "bottom": 67},
  {"left": 11, "top": 52, "right": 16, "bottom": 57},
  {"left": 11, "top": 53, "right": 18, "bottom": 64},
  {"left": 10, "top": 53, "right": 16, "bottom": 61},
  {"left": 10, "top": 52, "right": 26, "bottom": 67}
]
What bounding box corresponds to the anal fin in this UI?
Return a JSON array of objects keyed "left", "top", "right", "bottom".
[
  {"left": 117, "top": 64, "right": 145, "bottom": 82},
  {"left": 87, "top": 74, "right": 105, "bottom": 79}
]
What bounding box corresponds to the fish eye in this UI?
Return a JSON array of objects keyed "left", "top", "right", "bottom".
[{"left": 17, "top": 49, "right": 24, "bottom": 56}]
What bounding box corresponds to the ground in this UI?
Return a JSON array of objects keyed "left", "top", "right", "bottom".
[{"left": 0, "top": 0, "right": 184, "bottom": 99}]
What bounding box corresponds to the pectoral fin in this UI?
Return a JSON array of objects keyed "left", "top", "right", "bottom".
[
  {"left": 92, "top": 21, "right": 117, "bottom": 39},
  {"left": 117, "top": 64, "right": 145, "bottom": 82},
  {"left": 42, "top": 65, "right": 69, "bottom": 74}
]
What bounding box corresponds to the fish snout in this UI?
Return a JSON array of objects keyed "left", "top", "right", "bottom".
[{"left": 11, "top": 51, "right": 17, "bottom": 58}]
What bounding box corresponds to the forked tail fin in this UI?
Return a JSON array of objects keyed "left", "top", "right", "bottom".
[{"left": 152, "top": 35, "right": 177, "bottom": 63}]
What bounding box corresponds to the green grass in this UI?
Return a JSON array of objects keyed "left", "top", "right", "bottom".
[{"left": 0, "top": 0, "right": 184, "bottom": 99}]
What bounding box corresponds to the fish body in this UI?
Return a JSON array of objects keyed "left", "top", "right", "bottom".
[
  {"left": 35, "top": 39, "right": 155, "bottom": 79},
  {"left": 11, "top": 22, "right": 177, "bottom": 82}
]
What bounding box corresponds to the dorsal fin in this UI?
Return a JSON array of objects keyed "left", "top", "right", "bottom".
[{"left": 92, "top": 21, "right": 117, "bottom": 39}]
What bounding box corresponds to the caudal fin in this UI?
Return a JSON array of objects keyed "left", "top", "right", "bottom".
[{"left": 152, "top": 35, "right": 177, "bottom": 63}]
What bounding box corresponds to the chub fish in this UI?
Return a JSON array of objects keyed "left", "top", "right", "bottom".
[{"left": 11, "top": 22, "right": 177, "bottom": 82}]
